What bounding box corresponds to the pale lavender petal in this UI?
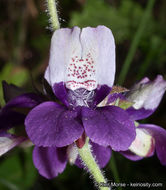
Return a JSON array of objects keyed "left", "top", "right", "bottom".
[
  {"left": 139, "top": 124, "right": 166, "bottom": 165},
  {"left": 33, "top": 146, "right": 67, "bottom": 179},
  {"left": 25, "top": 101, "right": 84, "bottom": 147},
  {"left": 75, "top": 141, "right": 111, "bottom": 168},
  {"left": 45, "top": 26, "right": 115, "bottom": 91},
  {"left": 0, "top": 132, "right": 26, "bottom": 156},
  {"left": 80, "top": 26, "right": 115, "bottom": 89},
  {"left": 126, "top": 75, "right": 166, "bottom": 119},
  {"left": 82, "top": 106, "right": 136, "bottom": 151},
  {"left": 44, "top": 27, "right": 82, "bottom": 88},
  {"left": 120, "top": 150, "right": 144, "bottom": 161},
  {"left": 129, "top": 128, "right": 155, "bottom": 157}
]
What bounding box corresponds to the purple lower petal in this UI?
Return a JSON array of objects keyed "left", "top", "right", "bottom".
[
  {"left": 0, "top": 132, "right": 26, "bottom": 156},
  {"left": 82, "top": 106, "right": 136, "bottom": 151},
  {"left": 25, "top": 101, "right": 84, "bottom": 147},
  {"left": 126, "top": 107, "right": 153, "bottom": 120},
  {"left": 75, "top": 141, "right": 111, "bottom": 168},
  {"left": 33, "top": 146, "right": 67, "bottom": 179},
  {"left": 53, "top": 82, "right": 69, "bottom": 107},
  {"left": 119, "top": 150, "right": 144, "bottom": 161},
  {"left": 139, "top": 124, "right": 166, "bottom": 165}
]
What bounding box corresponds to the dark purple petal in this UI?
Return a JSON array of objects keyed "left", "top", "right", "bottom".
[
  {"left": 0, "top": 132, "right": 26, "bottom": 156},
  {"left": 0, "top": 110, "right": 25, "bottom": 131},
  {"left": 139, "top": 124, "right": 166, "bottom": 165},
  {"left": 2, "top": 81, "right": 26, "bottom": 103},
  {"left": 82, "top": 106, "right": 136, "bottom": 151},
  {"left": 4, "top": 93, "right": 44, "bottom": 110},
  {"left": 107, "top": 93, "right": 126, "bottom": 105},
  {"left": 126, "top": 107, "right": 153, "bottom": 121},
  {"left": 25, "top": 101, "right": 84, "bottom": 147},
  {"left": 53, "top": 82, "right": 69, "bottom": 107},
  {"left": 119, "top": 150, "right": 144, "bottom": 161},
  {"left": 93, "top": 85, "right": 111, "bottom": 107},
  {"left": 97, "top": 87, "right": 129, "bottom": 108},
  {"left": 90, "top": 141, "right": 111, "bottom": 168},
  {"left": 33, "top": 146, "right": 67, "bottom": 179},
  {"left": 43, "top": 78, "right": 57, "bottom": 100},
  {"left": 0, "top": 93, "right": 44, "bottom": 131},
  {"left": 75, "top": 141, "right": 111, "bottom": 168}
]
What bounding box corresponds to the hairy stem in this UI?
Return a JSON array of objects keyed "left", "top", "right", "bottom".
[
  {"left": 77, "top": 138, "right": 110, "bottom": 190},
  {"left": 46, "top": 0, "right": 60, "bottom": 31}
]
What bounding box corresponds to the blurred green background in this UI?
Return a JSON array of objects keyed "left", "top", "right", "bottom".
[{"left": 0, "top": 0, "right": 166, "bottom": 189}]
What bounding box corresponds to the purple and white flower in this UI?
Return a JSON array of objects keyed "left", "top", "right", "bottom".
[
  {"left": 1, "top": 25, "right": 165, "bottom": 180},
  {"left": 1, "top": 25, "right": 165, "bottom": 179},
  {"left": 24, "top": 26, "right": 136, "bottom": 179},
  {"left": 120, "top": 76, "right": 166, "bottom": 165}
]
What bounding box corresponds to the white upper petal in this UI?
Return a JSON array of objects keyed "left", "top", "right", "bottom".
[
  {"left": 45, "top": 26, "right": 116, "bottom": 90},
  {"left": 44, "top": 27, "right": 82, "bottom": 88},
  {"left": 81, "top": 26, "right": 115, "bottom": 88}
]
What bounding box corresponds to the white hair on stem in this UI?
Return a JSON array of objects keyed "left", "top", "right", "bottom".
[
  {"left": 77, "top": 139, "right": 111, "bottom": 190},
  {"left": 45, "top": 0, "right": 60, "bottom": 31}
]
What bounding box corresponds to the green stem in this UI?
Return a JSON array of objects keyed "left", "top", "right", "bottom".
[
  {"left": 46, "top": 0, "right": 60, "bottom": 31},
  {"left": 77, "top": 138, "right": 110, "bottom": 190},
  {"left": 118, "top": 0, "right": 155, "bottom": 85}
]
